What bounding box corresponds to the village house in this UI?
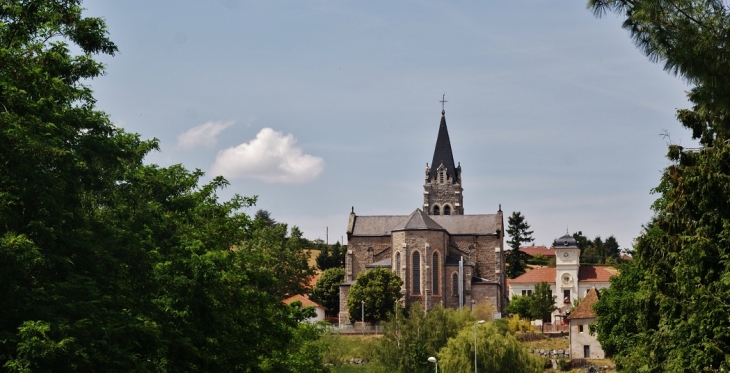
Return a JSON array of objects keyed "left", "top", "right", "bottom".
[{"left": 567, "top": 287, "right": 605, "bottom": 359}]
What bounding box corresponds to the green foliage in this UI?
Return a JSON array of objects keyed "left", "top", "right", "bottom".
[
  {"left": 530, "top": 282, "right": 556, "bottom": 323},
  {"left": 505, "top": 295, "right": 533, "bottom": 319},
  {"left": 437, "top": 322, "right": 543, "bottom": 373},
  {"left": 506, "top": 212, "right": 533, "bottom": 278},
  {"left": 506, "top": 315, "right": 534, "bottom": 334},
  {"left": 347, "top": 268, "right": 403, "bottom": 324},
  {"left": 316, "top": 241, "right": 346, "bottom": 271},
  {"left": 0, "top": 1, "right": 322, "bottom": 371},
  {"left": 588, "top": 1, "right": 730, "bottom": 370},
  {"left": 527, "top": 253, "right": 549, "bottom": 266},
  {"left": 371, "top": 303, "right": 475, "bottom": 373},
  {"left": 311, "top": 267, "right": 346, "bottom": 317}
]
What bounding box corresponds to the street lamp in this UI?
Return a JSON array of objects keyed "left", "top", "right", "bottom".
[
  {"left": 474, "top": 320, "right": 485, "bottom": 373},
  {"left": 428, "top": 356, "right": 438, "bottom": 373},
  {"left": 361, "top": 300, "right": 365, "bottom": 335}
]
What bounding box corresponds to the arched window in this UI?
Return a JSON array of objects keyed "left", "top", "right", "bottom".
[
  {"left": 452, "top": 273, "right": 459, "bottom": 296},
  {"left": 444, "top": 205, "right": 451, "bottom": 215},
  {"left": 432, "top": 252, "right": 439, "bottom": 295},
  {"left": 395, "top": 252, "right": 401, "bottom": 277},
  {"left": 433, "top": 205, "right": 440, "bottom": 215},
  {"left": 413, "top": 252, "right": 421, "bottom": 294}
]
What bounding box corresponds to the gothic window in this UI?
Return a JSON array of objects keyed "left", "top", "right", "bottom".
[
  {"left": 452, "top": 273, "right": 458, "bottom": 296},
  {"left": 444, "top": 205, "right": 451, "bottom": 215},
  {"left": 432, "top": 252, "right": 439, "bottom": 295},
  {"left": 433, "top": 205, "right": 440, "bottom": 215},
  {"left": 413, "top": 251, "right": 421, "bottom": 294},
  {"left": 395, "top": 252, "right": 401, "bottom": 277},
  {"left": 439, "top": 171, "right": 445, "bottom": 183}
]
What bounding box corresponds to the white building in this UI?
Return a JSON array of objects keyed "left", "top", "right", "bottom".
[
  {"left": 507, "top": 233, "right": 615, "bottom": 323},
  {"left": 567, "top": 287, "right": 605, "bottom": 359}
]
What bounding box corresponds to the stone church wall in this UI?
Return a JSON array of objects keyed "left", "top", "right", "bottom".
[{"left": 346, "top": 236, "right": 391, "bottom": 281}]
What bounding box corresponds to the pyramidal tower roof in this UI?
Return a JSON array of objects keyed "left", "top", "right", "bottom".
[
  {"left": 392, "top": 209, "right": 445, "bottom": 231},
  {"left": 429, "top": 110, "right": 457, "bottom": 183}
]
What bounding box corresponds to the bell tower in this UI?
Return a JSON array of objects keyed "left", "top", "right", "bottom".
[{"left": 423, "top": 109, "right": 463, "bottom": 215}]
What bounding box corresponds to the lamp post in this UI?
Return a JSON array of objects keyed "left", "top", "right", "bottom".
[
  {"left": 361, "top": 300, "right": 365, "bottom": 335},
  {"left": 474, "top": 320, "right": 485, "bottom": 373},
  {"left": 428, "top": 356, "right": 438, "bottom": 373}
]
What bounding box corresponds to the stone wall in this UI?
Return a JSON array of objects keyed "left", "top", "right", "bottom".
[{"left": 346, "top": 236, "right": 391, "bottom": 281}]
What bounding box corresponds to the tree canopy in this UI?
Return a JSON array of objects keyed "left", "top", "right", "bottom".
[
  {"left": 0, "top": 1, "right": 321, "bottom": 371},
  {"left": 346, "top": 268, "right": 403, "bottom": 324},
  {"left": 506, "top": 212, "right": 533, "bottom": 278},
  {"left": 589, "top": 0, "right": 730, "bottom": 370},
  {"left": 310, "top": 267, "right": 345, "bottom": 317}
]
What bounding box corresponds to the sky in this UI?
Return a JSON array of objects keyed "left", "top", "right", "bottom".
[{"left": 82, "top": 1, "right": 697, "bottom": 249}]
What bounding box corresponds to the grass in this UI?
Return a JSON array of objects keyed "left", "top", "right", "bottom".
[
  {"left": 522, "top": 336, "right": 569, "bottom": 351},
  {"left": 321, "top": 334, "right": 381, "bottom": 371}
]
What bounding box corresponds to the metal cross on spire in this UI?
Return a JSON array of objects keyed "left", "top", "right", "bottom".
[{"left": 439, "top": 93, "right": 448, "bottom": 111}]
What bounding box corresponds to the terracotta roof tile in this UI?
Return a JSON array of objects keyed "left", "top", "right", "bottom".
[
  {"left": 508, "top": 266, "right": 616, "bottom": 285},
  {"left": 519, "top": 245, "right": 555, "bottom": 258},
  {"left": 578, "top": 266, "right": 615, "bottom": 282},
  {"left": 283, "top": 294, "right": 324, "bottom": 309},
  {"left": 509, "top": 267, "right": 556, "bottom": 283},
  {"left": 567, "top": 287, "right": 599, "bottom": 319}
]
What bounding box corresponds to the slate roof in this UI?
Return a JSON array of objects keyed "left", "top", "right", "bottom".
[
  {"left": 391, "top": 209, "right": 445, "bottom": 231},
  {"left": 567, "top": 287, "right": 599, "bottom": 320},
  {"left": 519, "top": 245, "right": 555, "bottom": 258},
  {"left": 555, "top": 233, "right": 579, "bottom": 248},
  {"left": 429, "top": 112, "right": 458, "bottom": 183},
  {"left": 429, "top": 214, "right": 500, "bottom": 235},
  {"left": 350, "top": 211, "right": 500, "bottom": 236},
  {"left": 507, "top": 266, "right": 616, "bottom": 284}
]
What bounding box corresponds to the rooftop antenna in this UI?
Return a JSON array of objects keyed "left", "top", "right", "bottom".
[{"left": 439, "top": 93, "right": 447, "bottom": 114}]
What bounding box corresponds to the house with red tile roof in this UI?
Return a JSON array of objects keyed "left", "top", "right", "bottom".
[
  {"left": 507, "top": 233, "right": 615, "bottom": 324},
  {"left": 567, "top": 287, "right": 605, "bottom": 359},
  {"left": 283, "top": 294, "right": 326, "bottom": 323},
  {"left": 518, "top": 245, "right": 555, "bottom": 258}
]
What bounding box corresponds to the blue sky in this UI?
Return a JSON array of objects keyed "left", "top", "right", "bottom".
[{"left": 83, "top": 1, "right": 695, "bottom": 249}]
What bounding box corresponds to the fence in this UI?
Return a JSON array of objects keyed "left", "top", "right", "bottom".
[{"left": 330, "top": 322, "right": 384, "bottom": 335}]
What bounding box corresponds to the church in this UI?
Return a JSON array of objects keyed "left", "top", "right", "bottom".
[{"left": 339, "top": 108, "right": 508, "bottom": 324}]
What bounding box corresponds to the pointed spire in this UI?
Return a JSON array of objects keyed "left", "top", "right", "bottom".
[{"left": 429, "top": 111, "right": 457, "bottom": 183}]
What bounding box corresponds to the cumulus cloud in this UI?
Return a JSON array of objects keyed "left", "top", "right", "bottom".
[
  {"left": 177, "top": 120, "right": 234, "bottom": 149},
  {"left": 210, "top": 128, "right": 324, "bottom": 183}
]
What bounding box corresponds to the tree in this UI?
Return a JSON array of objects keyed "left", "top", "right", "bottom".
[
  {"left": 315, "top": 241, "right": 345, "bottom": 271},
  {"left": 0, "top": 1, "right": 320, "bottom": 370},
  {"left": 372, "top": 303, "right": 475, "bottom": 373},
  {"left": 310, "top": 267, "right": 345, "bottom": 317},
  {"left": 504, "top": 295, "right": 532, "bottom": 319},
  {"left": 438, "top": 322, "right": 543, "bottom": 373},
  {"left": 529, "top": 282, "right": 556, "bottom": 330},
  {"left": 346, "top": 268, "right": 403, "bottom": 324},
  {"left": 506, "top": 212, "right": 534, "bottom": 278},
  {"left": 255, "top": 209, "right": 278, "bottom": 227},
  {"left": 603, "top": 235, "right": 620, "bottom": 259},
  {"left": 588, "top": 1, "right": 730, "bottom": 370}
]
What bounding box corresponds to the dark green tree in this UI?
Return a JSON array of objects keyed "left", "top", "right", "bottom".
[
  {"left": 589, "top": 1, "right": 730, "bottom": 370},
  {"left": 504, "top": 295, "right": 532, "bottom": 319},
  {"left": 506, "top": 212, "right": 534, "bottom": 278},
  {"left": 0, "top": 1, "right": 321, "bottom": 371},
  {"left": 315, "top": 241, "right": 345, "bottom": 271},
  {"left": 529, "top": 282, "right": 556, "bottom": 329},
  {"left": 310, "top": 267, "right": 345, "bottom": 317},
  {"left": 603, "top": 235, "right": 620, "bottom": 259},
  {"left": 346, "top": 268, "right": 403, "bottom": 324}
]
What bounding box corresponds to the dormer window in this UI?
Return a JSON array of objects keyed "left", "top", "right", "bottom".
[{"left": 439, "top": 171, "right": 445, "bottom": 183}]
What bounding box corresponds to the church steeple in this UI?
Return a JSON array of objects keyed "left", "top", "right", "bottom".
[
  {"left": 423, "top": 108, "right": 464, "bottom": 215},
  {"left": 429, "top": 110, "right": 459, "bottom": 184}
]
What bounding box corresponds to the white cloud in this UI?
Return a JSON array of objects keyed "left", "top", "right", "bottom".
[
  {"left": 210, "top": 128, "right": 324, "bottom": 183},
  {"left": 177, "top": 120, "right": 233, "bottom": 149}
]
